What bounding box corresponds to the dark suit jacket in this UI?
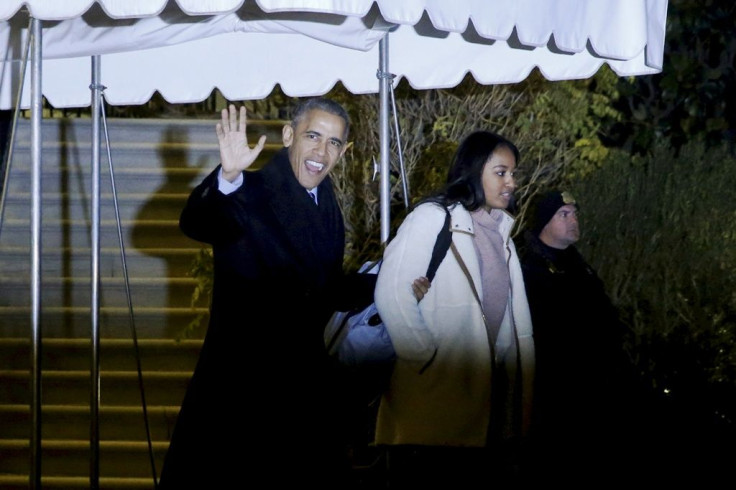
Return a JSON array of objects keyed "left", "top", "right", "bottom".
[{"left": 160, "top": 148, "right": 375, "bottom": 488}]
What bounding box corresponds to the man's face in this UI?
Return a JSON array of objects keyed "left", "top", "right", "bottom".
[
  {"left": 282, "top": 109, "right": 347, "bottom": 190},
  {"left": 539, "top": 204, "right": 580, "bottom": 249}
]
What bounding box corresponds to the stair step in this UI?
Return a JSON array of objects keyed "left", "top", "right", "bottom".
[
  {"left": 4, "top": 165, "right": 218, "bottom": 196},
  {"left": 0, "top": 276, "right": 202, "bottom": 308},
  {"left": 0, "top": 305, "right": 210, "bottom": 338},
  {"left": 0, "top": 403, "right": 181, "bottom": 441},
  {"left": 0, "top": 246, "right": 206, "bottom": 278},
  {"left": 0, "top": 218, "right": 191, "bottom": 249},
  {"left": 1, "top": 192, "right": 190, "bottom": 221},
  {"left": 0, "top": 474, "right": 158, "bottom": 490},
  {"left": 0, "top": 338, "right": 204, "bottom": 371},
  {"left": 12, "top": 116, "right": 285, "bottom": 146},
  {"left": 0, "top": 438, "right": 168, "bottom": 478},
  {"left": 1, "top": 369, "right": 193, "bottom": 406}
]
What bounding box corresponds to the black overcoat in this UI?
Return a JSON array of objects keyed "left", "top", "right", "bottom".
[
  {"left": 517, "top": 231, "right": 637, "bottom": 483},
  {"left": 159, "top": 149, "right": 374, "bottom": 488}
]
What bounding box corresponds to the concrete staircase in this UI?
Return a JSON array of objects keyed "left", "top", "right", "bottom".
[{"left": 0, "top": 115, "right": 283, "bottom": 489}]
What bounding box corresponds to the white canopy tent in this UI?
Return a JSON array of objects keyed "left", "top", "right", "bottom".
[
  {"left": 1, "top": 0, "right": 667, "bottom": 108},
  {"left": 0, "top": 1, "right": 668, "bottom": 488}
]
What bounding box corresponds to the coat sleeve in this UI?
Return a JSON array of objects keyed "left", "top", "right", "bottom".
[
  {"left": 375, "top": 203, "right": 446, "bottom": 365},
  {"left": 179, "top": 166, "right": 250, "bottom": 245}
]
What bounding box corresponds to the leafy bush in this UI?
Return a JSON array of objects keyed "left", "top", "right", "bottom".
[{"left": 570, "top": 138, "right": 736, "bottom": 430}]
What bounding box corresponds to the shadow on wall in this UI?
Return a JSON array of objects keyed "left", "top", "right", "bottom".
[{"left": 130, "top": 124, "right": 211, "bottom": 340}]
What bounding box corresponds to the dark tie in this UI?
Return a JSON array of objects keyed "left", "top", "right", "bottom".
[{"left": 308, "top": 191, "right": 317, "bottom": 205}]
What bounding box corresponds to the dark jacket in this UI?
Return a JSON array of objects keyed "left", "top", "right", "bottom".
[
  {"left": 159, "top": 149, "right": 375, "bottom": 488},
  {"left": 517, "top": 231, "right": 634, "bottom": 477}
]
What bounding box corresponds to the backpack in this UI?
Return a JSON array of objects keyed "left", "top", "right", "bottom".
[{"left": 324, "top": 207, "right": 453, "bottom": 399}]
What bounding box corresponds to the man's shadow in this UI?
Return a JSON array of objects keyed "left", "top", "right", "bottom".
[{"left": 130, "top": 124, "right": 212, "bottom": 341}]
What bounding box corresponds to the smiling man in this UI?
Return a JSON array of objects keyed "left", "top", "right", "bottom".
[{"left": 159, "top": 98, "right": 376, "bottom": 489}]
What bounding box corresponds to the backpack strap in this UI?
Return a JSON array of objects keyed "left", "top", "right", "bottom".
[
  {"left": 426, "top": 206, "right": 452, "bottom": 281},
  {"left": 417, "top": 206, "right": 452, "bottom": 375}
]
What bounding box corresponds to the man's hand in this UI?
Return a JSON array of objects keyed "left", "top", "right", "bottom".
[
  {"left": 216, "top": 104, "right": 267, "bottom": 182},
  {"left": 412, "top": 276, "right": 431, "bottom": 302}
]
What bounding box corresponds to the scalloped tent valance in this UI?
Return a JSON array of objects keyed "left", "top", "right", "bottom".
[{"left": 0, "top": 0, "right": 668, "bottom": 109}]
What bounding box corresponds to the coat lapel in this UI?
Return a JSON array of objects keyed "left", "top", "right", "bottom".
[{"left": 261, "top": 150, "right": 344, "bottom": 285}]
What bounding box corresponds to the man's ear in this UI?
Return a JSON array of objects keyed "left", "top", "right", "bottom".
[
  {"left": 339, "top": 140, "right": 352, "bottom": 159},
  {"left": 282, "top": 124, "right": 293, "bottom": 147}
]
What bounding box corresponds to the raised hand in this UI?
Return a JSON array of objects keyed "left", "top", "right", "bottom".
[{"left": 215, "top": 104, "right": 267, "bottom": 182}]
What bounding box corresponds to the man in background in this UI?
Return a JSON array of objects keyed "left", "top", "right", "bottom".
[{"left": 517, "top": 190, "right": 638, "bottom": 484}]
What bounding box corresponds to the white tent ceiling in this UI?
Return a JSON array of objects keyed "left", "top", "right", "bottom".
[{"left": 0, "top": 0, "right": 668, "bottom": 109}]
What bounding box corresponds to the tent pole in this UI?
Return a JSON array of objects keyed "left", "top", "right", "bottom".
[
  {"left": 378, "top": 35, "right": 390, "bottom": 244},
  {"left": 90, "top": 55, "right": 102, "bottom": 490},
  {"left": 29, "top": 16, "right": 43, "bottom": 490}
]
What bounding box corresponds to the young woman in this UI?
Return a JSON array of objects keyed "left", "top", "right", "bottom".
[{"left": 374, "top": 130, "right": 535, "bottom": 487}]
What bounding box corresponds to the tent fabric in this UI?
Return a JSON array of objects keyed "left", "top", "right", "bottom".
[{"left": 0, "top": 0, "right": 668, "bottom": 108}]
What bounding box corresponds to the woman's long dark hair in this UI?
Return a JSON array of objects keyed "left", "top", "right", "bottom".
[{"left": 421, "top": 130, "right": 520, "bottom": 212}]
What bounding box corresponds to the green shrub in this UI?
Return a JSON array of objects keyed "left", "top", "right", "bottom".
[{"left": 571, "top": 138, "right": 736, "bottom": 428}]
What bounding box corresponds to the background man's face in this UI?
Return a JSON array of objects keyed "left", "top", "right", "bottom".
[
  {"left": 282, "top": 109, "right": 347, "bottom": 189},
  {"left": 539, "top": 204, "right": 580, "bottom": 249}
]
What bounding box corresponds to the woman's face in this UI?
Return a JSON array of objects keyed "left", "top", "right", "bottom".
[{"left": 481, "top": 145, "right": 517, "bottom": 210}]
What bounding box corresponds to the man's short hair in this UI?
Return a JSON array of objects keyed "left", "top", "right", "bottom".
[{"left": 290, "top": 97, "right": 350, "bottom": 141}]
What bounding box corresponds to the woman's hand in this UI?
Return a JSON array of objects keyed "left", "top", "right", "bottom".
[{"left": 412, "top": 276, "right": 431, "bottom": 302}]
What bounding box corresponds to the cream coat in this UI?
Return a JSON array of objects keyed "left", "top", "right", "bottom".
[{"left": 374, "top": 202, "right": 535, "bottom": 447}]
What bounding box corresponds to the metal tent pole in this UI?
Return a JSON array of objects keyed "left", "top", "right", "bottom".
[
  {"left": 29, "top": 16, "right": 43, "bottom": 490},
  {"left": 90, "top": 55, "right": 102, "bottom": 490},
  {"left": 378, "top": 35, "right": 390, "bottom": 244}
]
